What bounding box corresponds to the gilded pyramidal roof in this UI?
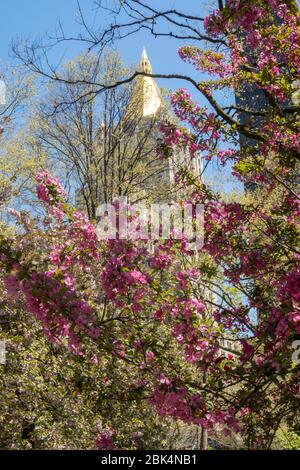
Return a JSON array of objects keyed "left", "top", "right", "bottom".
[{"left": 126, "top": 48, "right": 162, "bottom": 119}]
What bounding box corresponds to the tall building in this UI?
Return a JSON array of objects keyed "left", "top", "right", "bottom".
[
  {"left": 122, "top": 47, "right": 173, "bottom": 202},
  {"left": 234, "top": 55, "right": 269, "bottom": 192},
  {"left": 125, "top": 48, "right": 202, "bottom": 198},
  {"left": 127, "top": 47, "right": 162, "bottom": 118},
  {"left": 229, "top": 0, "right": 299, "bottom": 190},
  {"left": 76, "top": 48, "right": 202, "bottom": 215}
]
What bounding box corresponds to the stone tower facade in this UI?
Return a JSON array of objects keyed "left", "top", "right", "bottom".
[
  {"left": 126, "top": 48, "right": 202, "bottom": 200},
  {"left": 75, "top": 48, "right": 202, "bottom": 215}
]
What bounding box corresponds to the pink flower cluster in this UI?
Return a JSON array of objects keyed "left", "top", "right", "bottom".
[
  {"left": 150, "top": 379, "right": 242, "bottom": 434},
  {"left": 149, "top": 253, "right": 172, "bottom": 270},
  {"left": 36, "top": 171, "right": 66, "bottom": 205},
  {"left": 159, "top": 121, "right": 200, "bottom": 160},
  {"left": 167, "top": 89, "right": 223, "bottom": 162},
  {"left": 36, "top": 171, "right": 67, "bottom": 222},
  {"left": 21, "top": 271, "right": 98, "bottom": 354},
  {"left": 203, "top": 10, "right": 225, "bottom": 37},
  {"left": 96, "top": 429, "right": 116, "bottom": 450},
  {"left": 101, "top": 240, "right": 149, "bottom": 311},
  {"left": 4, "top": 274, "right": 20, "bottom": 297}
]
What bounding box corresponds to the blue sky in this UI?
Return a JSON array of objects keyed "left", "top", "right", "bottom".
[
  {"left": 0, "top": 0, "right": 210, "bottom": 85},
  {"left": 0, "top": 0, "right": 242, "bottom": 193},
  {"left": 0, "top": 1, "right": 205, "bottom": 71}
]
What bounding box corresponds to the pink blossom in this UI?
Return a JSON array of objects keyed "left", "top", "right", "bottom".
[
  {"left": 96, "top": 429, "right": 116, "bottom": 450},
  {"left": 4, "top": 274, "right": 20, "bottom": 297},
  {"left": 146, "top": 350, "right": 155, "bottom": 362}
]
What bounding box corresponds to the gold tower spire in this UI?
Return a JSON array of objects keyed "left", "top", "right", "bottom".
[
  {"left": 140, "top": 47, "right": 152, "bottom": 74},
  {"left": 125, "top": 48, "right": 162, "bottom": 119}
]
